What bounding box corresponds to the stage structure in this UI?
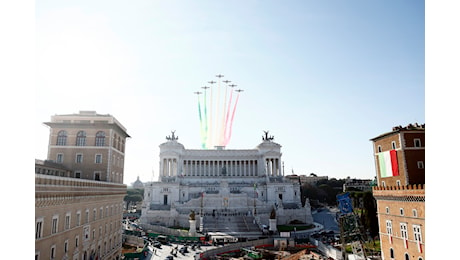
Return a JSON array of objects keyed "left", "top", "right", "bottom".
[{"left": 337, "top": 192, "right": 370, "bottom": 260}]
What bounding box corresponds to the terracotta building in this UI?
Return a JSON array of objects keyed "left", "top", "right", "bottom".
[
  {"left": 370, "top": 123, "right": 425, "bottom": 260},
  {"left": 36, "top": 111, "right": 129, "bottom": 260}
]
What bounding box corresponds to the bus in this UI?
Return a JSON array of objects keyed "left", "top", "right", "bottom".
[
  {"left": 156, "top": 235, "right": 169, "bottom": 245},
  {"left": 208, "top": 232, "right": 238, "bottom": 245}
]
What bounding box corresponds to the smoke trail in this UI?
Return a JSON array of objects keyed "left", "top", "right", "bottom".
[
  {"left": 224, "top": 92, "right": 240, "bottom": 145},
  {"left": 202, "top": 87, "right": 208, "bottom": 149},
  {"left": 208, "top": 84, "right": 214, "bottom": 149},
  {"left": 216, "top": 80, "right": 221, "bottom": 146},
  {"left": 197, "top": 96, "right": 206, "bottom": 148},
  {"left": 197, "top": 77, "right": 242, "bottom": 148},
  {"left": 221, "top": 83, "right": 228, "bottom": 146},
  {"left": 223, "top": 88, "right": 234, "bottom": 144}
]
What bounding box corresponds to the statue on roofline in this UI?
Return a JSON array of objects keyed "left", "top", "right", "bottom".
[
  {"left": 262, "top": 130, "right": 274, "bottom": 141},
  {"left": 166, "top": 130, "right": 179, "bottom": 141}
]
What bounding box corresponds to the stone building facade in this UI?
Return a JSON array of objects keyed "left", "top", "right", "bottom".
[
  {"left": 44, "top": 110, "right": 130, "bottom": 184},
  {"left": 370, "top": 123, "right": 425, "bottom": 260},
  {"left": 36, "top": 111, "right": 129, "bottom": 260}
]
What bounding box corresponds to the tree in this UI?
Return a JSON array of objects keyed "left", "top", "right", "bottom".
[
  {"left": 362, "top": 191, "right": 378, "bottom": 238},
  {"left": 124, "top": 188, "right": 144, "bottom": 210}
]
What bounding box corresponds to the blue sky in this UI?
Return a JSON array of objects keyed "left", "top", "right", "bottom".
[{"left": 35, "top": 0, "right": 425, "bottom": 185}]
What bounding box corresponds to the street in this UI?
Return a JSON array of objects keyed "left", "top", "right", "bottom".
[
  {"left": 147, "top": 242, "right": 217, "bottom": 260},
  {"left": 312, "top": 207, "right": 340, "bottom": 233}
]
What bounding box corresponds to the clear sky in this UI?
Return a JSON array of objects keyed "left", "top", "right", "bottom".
[{"left": 35, "top": 0, "right": 425, "bottom": 185}]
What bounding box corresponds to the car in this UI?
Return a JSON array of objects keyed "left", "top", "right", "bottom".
[{"left": 165, "top": 255, "right": 174, "bottom": 260}]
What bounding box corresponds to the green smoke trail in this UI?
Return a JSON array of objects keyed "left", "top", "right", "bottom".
[
  {"left": 197, "top": 95, "right": 206, "bottom": 149},
  {"left": 202, "top": 88, "right": 208, "bottom": 149}
]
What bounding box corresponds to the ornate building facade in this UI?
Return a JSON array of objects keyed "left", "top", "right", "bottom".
[{"left": 140, "top": 131, "right": 313, "bottom": 235}]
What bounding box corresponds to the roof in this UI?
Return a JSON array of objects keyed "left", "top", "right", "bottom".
[{"left": 370, "top": 123, "right": 425, "bottom": 141}]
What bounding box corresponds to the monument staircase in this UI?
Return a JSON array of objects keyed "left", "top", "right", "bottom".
[{"left": 202, "top": 214, "right": 262, "bottom": 239}]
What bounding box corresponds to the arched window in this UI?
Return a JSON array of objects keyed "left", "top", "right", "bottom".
[
  {"left": 405, "top": 253, "right": 410, "bottom": 260},
  {"left": 76, "top": 131, "right": 86, "bottom": 146},
  {"left": 95, "top": 131, "right": 106, "bottom": 146},
  {"left": 57, "top": 130, "right": 67, "bottom": 145},
  {"left": 390, "top": 248, "right": 394, "bottom": 258}
]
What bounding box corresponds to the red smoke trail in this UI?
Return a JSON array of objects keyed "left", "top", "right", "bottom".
[
  {"left": 223, "top": 88, "right": 234, "bottom": 144},
  {"left": 224, "top": 92, "right": 240, "bottom": 145}
]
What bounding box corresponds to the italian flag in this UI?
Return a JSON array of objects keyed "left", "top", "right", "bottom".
[{"left": 378, "top": 150, "right": 399, "bottom": 177}]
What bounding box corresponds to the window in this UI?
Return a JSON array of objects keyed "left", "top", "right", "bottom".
[
  {"left": 396, "top": 180, "right": 401, "bottom": 187},
  {"left": 50, "top": 245, "right": 56, "bottom": 259},
  {"left": 386, "top": 207, "right": 390, "bottom": 214},
  {"left": 113, "top": 134, "right": 117, "bottom": 148},
  {"left": 389, "top": 248, "right": 394, "bottom": 258},
  {"left": 76, "top": 211, "right": 81, "bottom": 226},
  {"left": 377, "top": 145, "right": 382, "bottom": 153},
  {"left": 75, "top": 236, "right": 79, "bottom": 247},
  {"left": 100, "top": 207, "right": 103, "bottom": 219},
  {"left": 95, "top": 131, "right": 106, "bottom": 146},
  {"left": 83, "top": 226, "right": 90, "bottom": 241},
  {"left": 75, "top": 171, "right": 81, "bottom": 178},
  {"left": 57, "top": 130, "right": 67, "bottom": 146},
  {"left": 64, "top": 240, "right": 68, "bottom": 254},
  {"left": 35, "top": 251, "right": 40, "bottom": 260},
  {"left": 382, "top": 181, "right": 386, "bottom": 187},
  {"left": 400, "top": 222, "right": 409, "bottom": 242},
  {"left": 85, "top": 209, "right": 89, "bottom": 223},
  {"left": 391, "top": 141, "right": 396, "bottom": 150},
  {"left": 94, "top": 172, "right": 101, "bottom": 181},
  {"left": 36, "top": 218, "right": 44, "bottom": 239},
  {"left": 414, "top": 138, "right": 421, "bottom": 147},
  {"left": 405, "top": 253, "right": 410, "bottom": 260},
  {"left": 413, "top": 209, "right": 418, "bottom": 217},
  {"left": 417, "top": 161, "right": 424, "bottom": 169},
  {"left": 56, "top": 153, "right": 64, "bottom": 163},
  {"left": 93, "top": 209, "right": 97, "bottom": 221},
  {"left": 51, "top": 215, "right": 58, "bottom": 234},
  {"left": 386, "top": 220, "right": 393, "bottom": 236},
  {"left": 65, "top": 213, "right": 71, "bottom": 230},
  {"left": 95, "top": 154, "right": 102, "bottom": 164},
  {"left": 413, "top": 224, "right": 422, "bottom": 243},
  {"left": 76, "top": 154, "right": 83, "bottom": 163},
  {"left": 76, "top": 131, "right": 86, "bottom": 146},
  {"left": 400, "top": 208, "right": 404, "bottom": 216}
]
